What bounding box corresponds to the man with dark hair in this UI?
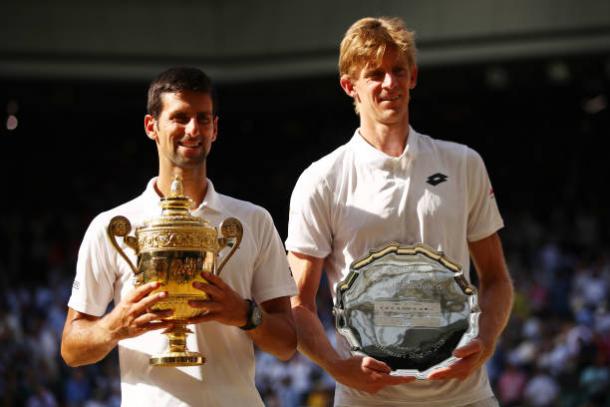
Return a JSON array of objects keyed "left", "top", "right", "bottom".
[
  {"left": 146, "top": 67, "right": 217, "bottom": 118},
  {"left": 61, "top": 66, "right": 297, "bottom": 406},
  {"left": 287, "top": 17, "right": 513, "bottom": 406}
]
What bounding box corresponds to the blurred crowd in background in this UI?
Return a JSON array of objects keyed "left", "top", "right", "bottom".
[
  {"left": 1, "top": 208, "right": 609, "bottom": 407},
  {"left": 1, "top": 54, "right": 609, "bottom": 406}
]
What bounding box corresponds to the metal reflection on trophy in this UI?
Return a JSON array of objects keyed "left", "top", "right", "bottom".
[
  {"left": 333, "top": 243, "right": 479, "bottom": 380},
  {"left": 107, "top": 175, "right": 243, "bottom": 367}
]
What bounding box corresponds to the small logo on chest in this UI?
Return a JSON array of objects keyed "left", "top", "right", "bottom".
[{"left": 426, "top": 173, "right": 448, "bottom": 186}]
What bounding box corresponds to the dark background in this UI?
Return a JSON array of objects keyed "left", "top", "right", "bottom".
[
  {"left": 1, "top": 51, "right": 609, "bottom": 407},
  {"left": 2, "top": 53, "right": 608, "bottom": 247}
]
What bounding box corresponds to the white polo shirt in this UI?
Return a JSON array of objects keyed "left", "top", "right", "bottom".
[
  {"left": 68, "top": 178, "right": 297, "bottom": 407},
  {"left": 286, "top": 127, "right": 503, "bottom": 406}
]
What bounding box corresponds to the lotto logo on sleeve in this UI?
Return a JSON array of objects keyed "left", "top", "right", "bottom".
[{"left": 72, "top": 280, "right": 80, "bottom": 291}]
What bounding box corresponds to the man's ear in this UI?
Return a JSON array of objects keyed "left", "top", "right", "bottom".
[
  {"left": 409, "top": 65, "right": 418, "bottom": 89},
  {"left": 211, "top": 116, "right": 218, "bottom": 142},
  {"left": 340, "top": 74, "right": 356, "bottom": 98},
  {"left": 144, "top": 114, "right": 157, "bottom": 141}
]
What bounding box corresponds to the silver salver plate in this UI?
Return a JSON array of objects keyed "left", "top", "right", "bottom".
[{"left": 333, "top": 243, "right": 480, "bottom": 380}]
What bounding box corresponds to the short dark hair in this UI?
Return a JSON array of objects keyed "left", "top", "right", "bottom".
[{"left": 146, "top": 66, "right": 217, "bottom": 118}]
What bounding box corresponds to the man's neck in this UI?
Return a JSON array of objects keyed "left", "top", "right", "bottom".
[
  {"left": 359, "top": 119, "right": 410, "bottom": 157},
  {"left": 156, "top": 167, "right": 208, "bottom": 208}
]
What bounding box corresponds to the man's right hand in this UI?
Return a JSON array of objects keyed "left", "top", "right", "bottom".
[
  {"left": 289, "top": 252, "right": 416, "bottom": 394},
  {"left": 330, "top": 355, "right": 415, "bottom": 393},
  {"left": 100, "top": 281, "right": 173, "bottom": 342},
  {"left": 62, "top": 281, "right": 174, "bottom": 367}
]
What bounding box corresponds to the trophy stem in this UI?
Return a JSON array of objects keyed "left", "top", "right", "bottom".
[{"left": 149, "top": 322, "right": 205, "bottom": 367}]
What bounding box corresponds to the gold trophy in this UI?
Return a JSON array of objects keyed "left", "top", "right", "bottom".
[{"left": 107, "top": 175, "right": 243, "bottom": 367}]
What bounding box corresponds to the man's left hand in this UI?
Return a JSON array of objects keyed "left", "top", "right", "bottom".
[
  {"left": 426, "top": 337, "right": 492, "bottom": 381},
  {"left": 187, "top": 272, "right": 249, "bottom": 327}
]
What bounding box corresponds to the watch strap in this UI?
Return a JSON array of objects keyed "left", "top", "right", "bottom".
[{"left": 239, "top": 299, "right": 260, "bottom": 331}]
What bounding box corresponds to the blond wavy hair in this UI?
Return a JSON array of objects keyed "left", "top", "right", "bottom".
[{"left": 339, "top": 17, "right": 416, "bottom": 79}]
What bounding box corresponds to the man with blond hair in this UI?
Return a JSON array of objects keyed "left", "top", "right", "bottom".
[{"left": 286, "top": 17, "right": 513, "bottom": 406}]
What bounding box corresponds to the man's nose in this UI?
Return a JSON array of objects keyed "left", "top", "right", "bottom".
[
  {"left": 382, "top": 72, "right": 397, "bottom": 89},
  {"left": 185, "top": 118, "right": 200, "bottom": 137}
]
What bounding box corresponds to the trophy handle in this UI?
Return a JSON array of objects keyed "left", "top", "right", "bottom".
[
  {"left": 107, "top": 216, "right": 139, "bottom": 275},
  {"left": 216, "top": 217, "right": 243, "bottom": 275}
]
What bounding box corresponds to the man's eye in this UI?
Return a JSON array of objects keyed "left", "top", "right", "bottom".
[{"left": 174, "top": 115, "right": 189, "bottom": 124}]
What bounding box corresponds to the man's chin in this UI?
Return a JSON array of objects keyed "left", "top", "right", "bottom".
[
  {"left": 174, "top": 155, "right": 207, "bottom": 168},
  {"left": 378, "top": 112, "right": 406, "bottom": 125}
]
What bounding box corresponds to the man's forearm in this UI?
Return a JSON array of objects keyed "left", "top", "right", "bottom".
[
  {"left": 62, "top": 282, "right": 174, "bottom": 367},
  {"left": 292, "top": 303, "right": 342, "bottom": 374},
  {"left": 477, "top": 273, "right": 513, "bottom": 352},
  {"left": 287, "top": 252, "right": 341, "bottom": 373},
  {"left": 249, "top": 311, "right": 297, "bottom": 361},
  {"left": 469, "top": 233, "right": 514, "bottom": 354},
  {"left": 61, "top": 313, "right": 117, "bottom": 367}
]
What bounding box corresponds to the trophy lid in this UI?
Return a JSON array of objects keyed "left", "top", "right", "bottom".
[{"left": 145, "top": 175, "right": 212, "bottom": 229}]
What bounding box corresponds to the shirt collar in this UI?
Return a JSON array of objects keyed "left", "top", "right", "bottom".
[
  {"left": 349, "top": 125, "right": 419, "bottom": 168},
  {"left": 143, "top": 178, "right": 161, "bottom": 209},
  {"left": 143, "top": 177, "right": 225, "bottom": 214},
  {"left": 199, "top": 178, "right": 225, "bottom": 214}
]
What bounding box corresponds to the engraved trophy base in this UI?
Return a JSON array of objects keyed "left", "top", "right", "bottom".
[
  {"left": 149, "top": 324, "right": 205, "bottom": 367},
  {"left": 150, "top": 352, "right": 205, "bottom": 367}
]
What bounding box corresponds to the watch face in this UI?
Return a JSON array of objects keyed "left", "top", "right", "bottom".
[{"left": 252, "top": 304, "right": 263, "bottom": 326}]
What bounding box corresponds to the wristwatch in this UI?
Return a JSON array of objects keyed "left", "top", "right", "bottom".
[{"left": 240, "top": 299, "right": 262, "bottom": 331}]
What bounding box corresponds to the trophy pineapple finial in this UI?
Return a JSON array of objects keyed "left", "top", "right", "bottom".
[
  {"left": 161, "top": 175, "right": 193, "bottom": 213},
  {"left": 170, "top": 175, "right": 184, "bottom": 198}
]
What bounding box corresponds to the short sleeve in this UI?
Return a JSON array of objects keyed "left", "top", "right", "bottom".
[
  {"left": 285, "top": 166, "right": 333, "bottom": 259},
  {"left": 466, "top": 148, "right": 504, "bottom": 242},
  {"left": 67, "top": 214, "right": 117, "bottom": 316},
  {"left": 251, "top": 209, "right": 297, "bottom": 303}
]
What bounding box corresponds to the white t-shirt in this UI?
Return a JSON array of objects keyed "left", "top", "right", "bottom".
[
  {"left": 68, "top": 178, "right": 297, "bottom": 407},
  {"left": 286, "top": 127, "right": 504, "bottom": 406}
]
